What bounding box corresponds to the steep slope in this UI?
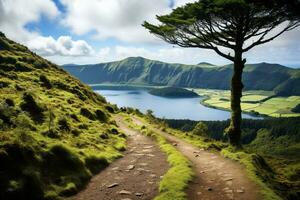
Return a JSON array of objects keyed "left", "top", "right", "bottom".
[
  {"left": 63, "top": 57, "right": 300, "bottom": 95},
  {"left": 0, "top": 33, "right": 126, "bottom": 200}
]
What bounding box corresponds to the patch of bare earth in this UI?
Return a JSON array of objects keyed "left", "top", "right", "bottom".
[
  {"left": 132, "top": 116, "right": 262, "bottom": 200},
  {"left": 69, "top": 115, "right": 168, "bottom": 200}
]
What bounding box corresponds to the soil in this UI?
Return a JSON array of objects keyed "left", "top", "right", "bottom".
[
  {"left": 131, "top": 116, "right": 263, "bottom": 200},
  {"left": 69, "top": 115, "right": 169, "bottom": 200}
]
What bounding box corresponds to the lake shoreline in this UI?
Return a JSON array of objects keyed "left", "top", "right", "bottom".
[{"left": 93, "top": 84, "right": 263, "bottom": 121}]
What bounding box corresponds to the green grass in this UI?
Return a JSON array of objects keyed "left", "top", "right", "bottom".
[
  {"left": 0, "top": 34, "right": 127, "bottom": 199},
  {"left": 193, "top": 88, "right": 300, "bottom": 117}
]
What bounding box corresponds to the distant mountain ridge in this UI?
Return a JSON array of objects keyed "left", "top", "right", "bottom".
[{"left": 62, "top": 57, "right": 300, "bottom": 96}]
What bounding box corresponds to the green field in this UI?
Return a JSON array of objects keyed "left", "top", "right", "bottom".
[{"left": 192, "top": 89, "right": 300, "bottom": 117}]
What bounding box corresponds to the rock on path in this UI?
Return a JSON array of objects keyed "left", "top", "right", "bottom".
[{"left": 68, "top": 116, "right": 169, "bottom": 200}]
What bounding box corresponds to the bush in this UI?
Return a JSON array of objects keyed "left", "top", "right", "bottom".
[
  {"left": 58, "top": 118, "right": 70, "bottom": 132},
  {"left": 39, "top": 75, "right": 52, "bottom": 89},
  {"left": 292, "top": 104, "right": 300, "bottom": 113},
  {"left": 0, "top": 80, "right": 10, "bottom": 88},
  {"left": 42, "top": 129, "right": 61, "bottom": 139},
  {"left": 13, "top": 113, "right": 36, "bottom": 131},
  {"left": 20, "top": 92, "right": 45, "bottom": 123},
  {"left": 5, "top": 98, "right": 14, "bottom": 107},
  {"left": 42, "top": 144, "right": 91, "bottom": 193},
  {"left": 105, "top": 105, "right": 115, "bottom": 113},
  {"left": 0, "top": 102, "right": 17, "bottom": 125},
  {"left": 15, "top": 61, "right": 32, "bottom": 72},
  {"left": 110, "top": 128, "right": 119, "bottom": 135},
  {"left": 78, "top": 123, "right": 88, "bottom": 130},
  {"left": 192, "top": 122, "right": 209, "bottom": 137},
  {"left": 95, "top": 109, "right": 107, "bottom": 122},
  {"left": 84, "top": 156, "right": 108, "bottom": 174},
  {"left": 80, "top": 108, "right": 96, "bottom": 120},
  {"left": 59, "top": 182, "right": 77, "bottom": 196}
]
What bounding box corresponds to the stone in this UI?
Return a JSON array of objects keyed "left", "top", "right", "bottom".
[
  {"left": 150, "top": 174, "right": 156, "bottom": 178},
  {"left": 121, "top": 198, "right": 132, "bottom": 200},
  {"left": 226, "top": 181, "right": 233, "bottom": 186},
  {"left": 112, "top": 167, "right": 119, "bottom": 171},
  {"left": 139, "top": 163, "right": 148, "bottom": 166},
  {"left": 119, "top": 190, "right": 132, "bottom": 195},
  {"left": 197, "top": 192, "right": 202, "bottom": 195},
  {"left": 225, "top": 189, "right": 233, "bottom": 194},
  {"left": 236, "top": 189, "right": 245, "bottom": 193},
  {"left": 107, "top": 183, "right": 119, "bottom": 188},
  {"left": 135, "top": 192, "right": 143, "bottom": 196},
  {"left": 127, "top": 165, "right": 135, "bottom": 170}
]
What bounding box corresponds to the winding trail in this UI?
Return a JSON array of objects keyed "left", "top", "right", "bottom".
[
  {"left": 69, "top": 115, "right": 169, "bottom": 200},
  {"left": 131, "top": 116, "right": 263, "bottom": 200}
]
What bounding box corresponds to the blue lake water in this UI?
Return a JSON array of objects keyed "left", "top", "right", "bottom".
[{"left": 95, "top": 89, "right": 260, "bottom": 121}]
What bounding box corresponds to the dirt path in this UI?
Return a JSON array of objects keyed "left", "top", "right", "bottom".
[
  {"left": 132, "top": 116, "right": 262, "bottom": 200},
  {"left": 69, "top": 115, "right": 169, "bottom": 200}
]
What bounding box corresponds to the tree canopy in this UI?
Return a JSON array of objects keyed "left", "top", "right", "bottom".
[
  {"left": 143, "top": 0, "right": 300, "bottom": 62},
  {"left": 143, "top": 0, "right": 300, "bottom": 146}
]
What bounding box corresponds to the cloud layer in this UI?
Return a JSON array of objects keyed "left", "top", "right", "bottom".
[
  {"left": 0, "top": 0, "right": 299, "bottom": 66},
  {"left": 27, "top": 36, "right": 95, "bottom": 56}
]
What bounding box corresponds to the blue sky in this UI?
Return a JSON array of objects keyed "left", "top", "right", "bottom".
[{"left": 0, "top": 0, "right": 300, "bottom": 67}]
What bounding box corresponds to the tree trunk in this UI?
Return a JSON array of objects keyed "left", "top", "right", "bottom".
[{"left": 227, "top": 49, "right": 245, "bottom": 146}]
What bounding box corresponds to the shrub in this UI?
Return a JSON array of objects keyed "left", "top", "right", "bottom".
[
  {"left": 105, "top": 105, "right": 115, "bottom": 113},
  {"left": 58, "top": 118, "right": 71, "bottom": 132},
  {"left": 39, "top": 75, "right": 52, "bottom": 89},
  {"left": 5, "top": 98, "right": 14, "bottom": 107},
  {"left": 292, "top": 104, "right": 300, "bottom": 113},
  {"left": 71, "top": 129, "right": 81, "bottom": 137},
  {"left": 15, "top": 61, "right": 32, "bottom": 72},
  {"left": 0, "top": 102, "right": 17, "bottom": 125},
  {"left": 192, "top": 122, "right": 209, "bottom": 137},
  {"left": 99, "top": 133, "right": 109, "bottom": 139},
  {"left": 95, "top": 109, "right": 107, "bottom": 122},
  {"left": 78, "top": 123, "right": 88, "bottom": 130},
  {"left": 84, "top": 156, "right": 108, "bottom": 174},
  {"left": 15, "top": 84, "right": 24, "bottom": 91},
  {"left": 20, "top": 93, "right": 45, "bottom": 123},
  {"left": 42, "top": 129, "right": 61, "bottom": 139},
  {"left": 69, "top": 114, "right": 79, "bottom": 122},
  {"left": 42, "top": 144, "right": 91, "bottom": 193},
  {"left": 0, "top": 80, "right": 10, "bottom": 88},
  {"left": 13, "top": 113, "right": 36, "bottom": 131},
  {"left": 80, "top": 108, "right": 96, "bottom": 120},
  {"left": 110, "top": 128, "right": 119, "bottom": 135}
]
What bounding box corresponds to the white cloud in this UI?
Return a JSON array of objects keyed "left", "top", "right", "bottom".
[
  {"left": 61, "top": 0, "right": 172, "bottom": 43},
  {"left": 0, "top": 0, "right": 96, "bottom": 58},
  {"left": 27, "top": 36, "right": 95, "bottom": 56},
  {"left": 0, "top": 0, "right": 59, "bottom": 42}
]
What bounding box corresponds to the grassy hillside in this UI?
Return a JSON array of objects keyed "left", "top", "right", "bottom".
[
  {"left": 62, "top": 57, "right": 300, "bottom": 96},
  {"left": 149, "top": 87, "right": 199, "bottom": 98},
  {"left": 0, "top": 33, "right": 126, "bottom": 200}
]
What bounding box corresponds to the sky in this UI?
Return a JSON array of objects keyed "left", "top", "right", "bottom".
[{"left": 0, "top": 0, "right": 300, "bottom": 67}]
